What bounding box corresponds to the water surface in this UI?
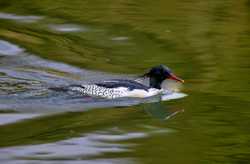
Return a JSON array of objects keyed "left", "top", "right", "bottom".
[{"left": 0, "top": 0, "right": 249, "bottom": 164}]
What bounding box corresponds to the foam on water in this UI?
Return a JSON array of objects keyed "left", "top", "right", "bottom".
[{"left": 161, "top": 92, "right": 187, "bottom": 101}]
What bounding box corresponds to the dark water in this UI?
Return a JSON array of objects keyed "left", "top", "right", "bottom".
[{"left": 0, "top": 0, "right": 249, "bottom": 163}]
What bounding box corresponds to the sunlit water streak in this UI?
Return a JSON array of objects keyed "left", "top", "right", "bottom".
[
  {"left": 0, "top": 40, "right": 24, "bottom": 56},
  {"left": 49, "top": 24, "right": 86, "bottom": 32},
  {"left": 0, "top": 12, "right": 43, "bottom": 22},
  {"left": 0, "top": 114, "right": 41, "bottom": 125}
]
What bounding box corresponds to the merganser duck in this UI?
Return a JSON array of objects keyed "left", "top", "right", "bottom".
[{"left": 69, "top": 65, "right": 184, "bottom": 99}]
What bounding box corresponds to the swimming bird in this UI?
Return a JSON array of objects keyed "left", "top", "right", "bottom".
[{"left": 68, "top": 65, "right": 184, "bottom": 99}]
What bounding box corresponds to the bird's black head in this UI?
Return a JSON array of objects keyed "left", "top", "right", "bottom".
[{"left": 143, "top": 65, "right": 184, "bottom": 89}]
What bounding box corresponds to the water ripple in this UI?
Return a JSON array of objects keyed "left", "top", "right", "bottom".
[{"left": 0, "top": 126, "right": 170, "bottom": 164}]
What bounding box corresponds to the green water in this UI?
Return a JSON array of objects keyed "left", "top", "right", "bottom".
[{"left": 0, "top": 0, "right": 249, "bottom": 163}]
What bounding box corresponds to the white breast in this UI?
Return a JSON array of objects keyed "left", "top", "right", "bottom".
[{"left": 124, "top": 88, "right": 162, "bottom": 98}]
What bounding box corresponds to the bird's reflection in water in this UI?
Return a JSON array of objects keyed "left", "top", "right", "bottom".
[{"left": 142, "top": 101, "right": 184, "bottom": 120}]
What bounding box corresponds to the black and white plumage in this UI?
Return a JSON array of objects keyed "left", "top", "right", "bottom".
[
  {"left": 68, "top": 65, "right": 184, "bottom": 99},
  {"left": 69, "top": 79, "right": 161, "bottom": 99}
]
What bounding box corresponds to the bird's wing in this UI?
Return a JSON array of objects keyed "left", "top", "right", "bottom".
[{"left": 95, "top": 79, "right": 149, "bottom": 91}]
